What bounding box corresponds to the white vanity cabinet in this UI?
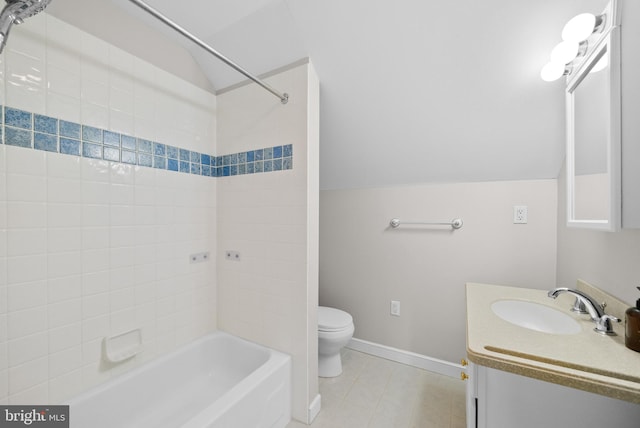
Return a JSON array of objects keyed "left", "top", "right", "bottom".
[{"left": 466, "top": 362, "right": 640, "bottom": 428}]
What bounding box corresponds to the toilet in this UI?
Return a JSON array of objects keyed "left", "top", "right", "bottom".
[{"left": 318, "top": 306, "right": 355, "bottom": 377}]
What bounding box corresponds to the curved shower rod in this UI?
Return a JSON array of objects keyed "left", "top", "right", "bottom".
[{"left": 128, "top": 0, "right": 289, "bottom": 104}]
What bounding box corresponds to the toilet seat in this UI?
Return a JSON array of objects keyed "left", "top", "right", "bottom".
[{"left": 318, "top": 306, "right": 353, "bottom": 332}]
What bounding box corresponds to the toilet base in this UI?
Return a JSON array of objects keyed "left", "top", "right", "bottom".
[{"left": 318, "top": 353, "right": 343, "bottom": 377}]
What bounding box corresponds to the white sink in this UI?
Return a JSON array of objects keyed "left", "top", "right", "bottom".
[{"left": 491, "top": 300, "right": 582, "bottom": 335}]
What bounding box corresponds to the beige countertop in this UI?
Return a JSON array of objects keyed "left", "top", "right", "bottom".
[{"left": 466, "top": 282, "right": 640, "bottom": 404}]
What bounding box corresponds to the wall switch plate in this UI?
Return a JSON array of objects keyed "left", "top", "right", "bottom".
[
  {"left": 225, "top": 250, "right": 241, "bottom": 261},
  {"left": 390, "top": 300, "right": 401, "bottom": 316},
  {"left": 190, "top": 252, "right": 210, "bottom": 263},
  {"left": 513, "top": 205, "right": 528, "bottom": 224}
]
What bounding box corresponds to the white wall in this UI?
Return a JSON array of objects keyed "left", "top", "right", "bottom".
[
  {"left": 0, "top": 15, "right": 217, "bottom": 404},
  {"left": 216, "top": 61, "right": 319, "bottom": 423},
  {"left": 320, "top": 180, "right": 558, "bottom": 363}
]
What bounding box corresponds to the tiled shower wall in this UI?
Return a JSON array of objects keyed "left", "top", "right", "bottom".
[{"left": 0, "top": 14, "right": 218, "bottom": 404}]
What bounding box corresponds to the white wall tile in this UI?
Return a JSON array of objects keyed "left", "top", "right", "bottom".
[
  {"left": 47, "top": 204, "right": 82, "bottom": 228},
  {"left": 48, "top": 251, "right": 82, "bottom": 279},
  {"left": 5, "top": 146, "right": 46, "bottom": 176},
  {"left": 49, "top": 346, "right": 83, "bottom": 379},
  {"left": 8, "top": 307, "right": 47, "bottom": 340},
  {"left": 7, "top": 281, "right": 47, "bottom": 312},
  {"left": 49, "top": 323, "right": 81, "bottom": 354},
  {"left": 8, "top": 357, "right": 48, "bottom": 394},
  {"left": 48, "top": 65, "right": 81, "bottom": 100},
  {"left": 82, "top": 249, "right": 109, "bottom": 274},
  {"left": 7, "top": 174, "right": 47, "bottom": 202},
  {"left": 82, "top": 271, "right": 110, "bottom": 297},
  {"left": 48, "top": 177, "right": 82, "bottom": 204},
  {"left": 8, "top": 382, "right": 48, "bottom": 405},
  {"left": 49, "top": 369, "right": 82, "bottom": 404},
  {"left": 48, "top": 228, "right": 82, "bottom": 253},
  {"left": 48, "top": 299, "right": 81, "bottom": 330},
  {"left": 82, "top": 294, "right": 109, "bottom": 320},
  {"left": 7, "top": 255, "right": 47, "bottom": 285},
  {"left": 48, "top": 275, "right": 82, "bottom": 304},
  {"left": 8, "top": 332, "right": 48, "bottom": 367},
  {"left": 7, "top": 229, "right": 47, "bottom": 257},
  {"left": 82, "top": 227, "right": 109, "bottom": 250},
  {"left": 47, "top": 153, "right": 81, "bottom": 179}
]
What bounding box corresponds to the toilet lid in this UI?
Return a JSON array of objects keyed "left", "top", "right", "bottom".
[{"left": 318, "top": 306, "right": 353, "bottom": 332}]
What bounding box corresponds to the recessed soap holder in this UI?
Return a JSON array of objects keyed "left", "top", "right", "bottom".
[{"left": 102, "top": 328, "right": 142, "bottom": 363}]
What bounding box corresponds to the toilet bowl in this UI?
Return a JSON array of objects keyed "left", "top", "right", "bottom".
[{"left": 318, "top": 306, "right": 354, "bottom": 377}]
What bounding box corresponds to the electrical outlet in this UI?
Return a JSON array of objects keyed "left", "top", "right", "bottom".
[
  {"left": 225, "top": 250, "right": 241, "bottom": 261},
  {"left": 390, "top": 300, "right": 401, "bottom": 317},
  {"left": 513, "top": 205, "right": 528, "bottom": 224}
]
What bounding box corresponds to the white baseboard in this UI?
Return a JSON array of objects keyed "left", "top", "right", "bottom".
[
  {"left": 346, "top": 338, "right": 463, "bottom": 379},
  {"left": 308, "top": 394, "right": 321, "bottom": 424}
]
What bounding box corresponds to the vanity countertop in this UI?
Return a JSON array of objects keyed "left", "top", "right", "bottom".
[{"left": 466, "top": 282, "right": 640, "bottom": 404}]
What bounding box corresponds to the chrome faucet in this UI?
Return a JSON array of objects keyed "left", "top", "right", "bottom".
[{"left": 547, "top": 287, "right": 620, "bottom": 335}]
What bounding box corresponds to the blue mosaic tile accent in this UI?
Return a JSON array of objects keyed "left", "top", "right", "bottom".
[
  {"left": 167, "top": 145, "right": 179, "bottom": 160},
  {"left": 137, "top": 138, "right": 153, "bottom": 153},
  {"left": 5, "top": 108, "right": 32, "bottom": 130},
  {"left": 153, "top": 142, "right": 166, "bottom": 157},
  {"left": 138, "top": 153, "right": 153, "bottom": 167},
  {"left": 104, "top": 146, "right": 120, "bottom": 162},
  {"left": 82, "top": 125, "right": 102, "bottom": 143},
  {"left": 60, "top": 120, "right": 81, "bottom": 139},
  {"left": 83, "top": 142, "right": 103, "bottom": 159},
  {"left": 35, "top": 114, "right": 58, "bottom": 135},
  {"left": 1, "top": 105, "right": 294, "bottom": 178},
  {"left": 153, "top": 156, "right": 166, "bottom": 169},
  {"left": 122, "top": 150, "right": 136, "bottom": 165},
  {"left": 34, "top": 133, "right": 57, "bottom": 152},
  {"left": 6, "top": 127, "right": 32, "bottom": 148},
  {"left": 104, "top": 131, "right": 120, "bottom": 147},
  {"left": 60, "top": 138, "right": 80, "bottom": 156}
]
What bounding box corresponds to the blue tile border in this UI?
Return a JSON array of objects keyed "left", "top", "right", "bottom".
[{"left": 0, "top": 105, "right": 293, "bottom": 178}]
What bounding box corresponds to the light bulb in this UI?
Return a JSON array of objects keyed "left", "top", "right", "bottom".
[
  {"left": 550, "top": 40, "right": 581, "bottom": 64},
  {"left": 562, "top": 13, "right": 600, "bottom": 42},
  {"left": 540, "top": 61, "right": 567, "bottom": 82}
]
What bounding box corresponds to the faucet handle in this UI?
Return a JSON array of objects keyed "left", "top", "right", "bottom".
[{"left": 594, "top": 314, "right": 621, "bottom": 336}]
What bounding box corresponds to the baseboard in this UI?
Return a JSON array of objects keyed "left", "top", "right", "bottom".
[
  {"left": 308, "top": 394, "right": 321, "bottom": 424},
  {"left": 346, "top": 338, "right": 463, "bottom": 379}
]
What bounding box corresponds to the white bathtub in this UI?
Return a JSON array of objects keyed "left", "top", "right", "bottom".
[{"left": 67, "top": 331, "right": 291, "bottom": 428}]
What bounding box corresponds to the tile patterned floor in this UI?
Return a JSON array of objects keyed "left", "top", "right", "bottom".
[{"left": 287, "top": 349, "right": 466, "bottom": 428}]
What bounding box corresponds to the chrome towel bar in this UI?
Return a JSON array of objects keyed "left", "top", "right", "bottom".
[{"left": 389, "top": 218, "right": 463, "bottom": 230}]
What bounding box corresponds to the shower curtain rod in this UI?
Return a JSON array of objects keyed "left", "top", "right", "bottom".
[{"left": 127, "top": 0, "right": 289, "bottom": 104}]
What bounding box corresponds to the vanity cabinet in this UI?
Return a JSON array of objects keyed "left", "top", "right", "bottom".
[{"left": 466, "top": 362, "right": 640, "bottom": 428}]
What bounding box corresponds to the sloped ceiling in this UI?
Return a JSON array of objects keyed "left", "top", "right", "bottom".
[{"left": 49, "top": 0, "right": 608, "bottom": 189}]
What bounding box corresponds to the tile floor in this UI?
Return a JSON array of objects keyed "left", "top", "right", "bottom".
[{"left": 286, "top": 349, "right": 466, "bottom": 428}]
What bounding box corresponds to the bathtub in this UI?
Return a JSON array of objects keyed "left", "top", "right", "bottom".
[{"left": 67, "top": 331, "right": 291, "bottom": 428}]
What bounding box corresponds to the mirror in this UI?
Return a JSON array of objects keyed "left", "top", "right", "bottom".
[{"left": 566, "top": 25, "right": 621, "bottom": 231}]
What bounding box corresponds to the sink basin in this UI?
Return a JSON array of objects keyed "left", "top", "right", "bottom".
[{"left": 491, "top": 300, "right": 582, "bottom": 335}]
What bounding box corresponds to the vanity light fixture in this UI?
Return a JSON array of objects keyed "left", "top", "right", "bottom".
[
  {"left": 562, "top": 13, "right": 605, "bottom": 42},
  {"left": 540, "top": 61, "right": 571, "bottom": 82},
  {"left": 540, "top": 12, "right": 606, "bottom": 82}
]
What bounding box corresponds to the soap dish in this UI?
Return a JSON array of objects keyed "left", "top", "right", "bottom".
[{"left": 102, "top": 328, "right": 142, "bottom": 363}]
